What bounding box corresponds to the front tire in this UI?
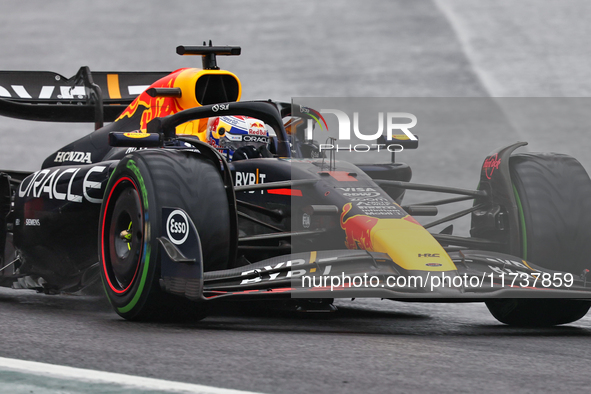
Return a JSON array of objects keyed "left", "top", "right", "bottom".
[
  {"left": 485, "top": 153, "right": 591, "bottom": 326},
  {"left": 486, "top": 299, "right": 590, "bottom": 327},
  {"left": 99, "top": 150, "right": 231, "bottom": 320}
]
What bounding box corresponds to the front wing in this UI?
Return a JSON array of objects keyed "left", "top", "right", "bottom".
[{"left": 164, "top": 248, "right": 591, "bottom": 302}]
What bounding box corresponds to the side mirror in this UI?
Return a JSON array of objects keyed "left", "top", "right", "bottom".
[{"left": 109, "top": 131, "right": 163, "bottom": 147}]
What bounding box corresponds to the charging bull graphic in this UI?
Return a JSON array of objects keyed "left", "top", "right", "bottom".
[
  {"left": 115, "top": 70, "right": 186, "bottom": 131},
  {"left": 340, "top": 202, "right": 379, "bottom": 250}
]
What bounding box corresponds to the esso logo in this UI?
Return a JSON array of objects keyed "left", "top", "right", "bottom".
[{"left": 166, "top": 209, "right": 189, "bottom": 245}]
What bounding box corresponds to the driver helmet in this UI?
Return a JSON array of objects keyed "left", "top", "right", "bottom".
[{"left": 206, "top": 116, "right": 270, "bottom": 160}]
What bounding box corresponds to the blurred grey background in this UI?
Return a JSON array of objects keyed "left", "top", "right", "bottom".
[{"left": 3, "top": 3, "right": 591, "bottom": 393}]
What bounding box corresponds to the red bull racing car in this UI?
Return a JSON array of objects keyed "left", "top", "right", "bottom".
[{"left": 1, "top": 45, "right": 591, "bottom": 327}]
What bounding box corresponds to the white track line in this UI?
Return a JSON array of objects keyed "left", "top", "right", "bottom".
[
  {"left": 0, "top": 356, "right": 263, "bottom": 394},
  {"left": 432, "top": 0, "right": 500, "bottom": 97}
]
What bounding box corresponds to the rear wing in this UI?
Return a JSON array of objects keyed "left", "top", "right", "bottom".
[
  {"left": 0, "top": 43, "right": 242, "bottom": 129},
  {"left": 0, "top": 67, "right": 170, "bottom": 127}
]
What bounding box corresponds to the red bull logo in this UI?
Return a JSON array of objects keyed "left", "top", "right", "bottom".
[
  {"left": 116, "top": 70, "right": 186, "bottom": 131},
  {"left": 248, "top": 120, "right": 266, "bottom": 135},
  {"left": 340, "top": 202, "right": 378, "bottom": 250}
]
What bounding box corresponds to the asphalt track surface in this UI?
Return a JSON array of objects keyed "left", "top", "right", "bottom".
[{"left": 2, "top": 1, "right": 591, "bottom": 393}]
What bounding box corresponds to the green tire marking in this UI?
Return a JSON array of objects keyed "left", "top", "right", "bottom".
[
  {"left": 106, "top": 166, "right": 117, "bottom": 189},
  {"left": 126, "top": 159, "right": 149, "bottom": 209},
  {"left": 512, "top": 184, "right": 527, "bottom": 260},
  {"left": 115, "top": 158, "right": 151, "bottom": 315},
  {"left": 101, "top": 279, "right": 114, "bottom": 307},
  {"left": 117, "top": 244, "right": 151, "bottom": 314}
]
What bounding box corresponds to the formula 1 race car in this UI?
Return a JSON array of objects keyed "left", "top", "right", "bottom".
[{"left": 1, "top": 45, "right": 591, "bottom": 327}]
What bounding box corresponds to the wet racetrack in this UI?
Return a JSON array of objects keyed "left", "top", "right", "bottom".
[{"left": 2, "top": 1, "right": 591, "bottom": 393}]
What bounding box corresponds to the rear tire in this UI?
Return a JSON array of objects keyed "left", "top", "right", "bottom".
[
  {"left": 99, "top": 150, "right": 231, "bottom": 321},
  {"left": 485, "top": 153, "right": 591, "bottom": 326}
]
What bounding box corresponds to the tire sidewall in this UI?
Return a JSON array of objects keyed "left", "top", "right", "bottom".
[
  {"left": 510, "top": 153, "right": 591, "bottom": 273},
  {"left": 485, "top": 152, "right": 591, "bottom": 326},
  {"left": 99, "top": 149, "right": 232, "bottom": 320},
  {"left": 99, "top": 154, "right": 160, "bottom": 319}
]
